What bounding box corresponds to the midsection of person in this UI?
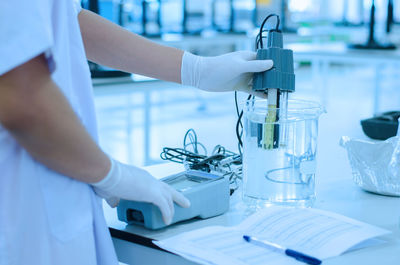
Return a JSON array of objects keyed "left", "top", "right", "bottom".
[
  {"left": 0, "top": 1, "right": 116, "bottom": 264},
  {"left": 0, "top": 1, "right": 273, "bottom": 264}
]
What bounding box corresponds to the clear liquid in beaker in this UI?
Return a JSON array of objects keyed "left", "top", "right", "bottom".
[{"left": 242, "top": 100, "right": 322, "bottom": 209}]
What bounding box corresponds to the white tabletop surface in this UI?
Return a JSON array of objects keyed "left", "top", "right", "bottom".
[{"left": 104, "top": 160, "right": 400, "bottom": 264}]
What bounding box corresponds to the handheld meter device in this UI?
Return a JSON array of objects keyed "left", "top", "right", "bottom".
[{"left": 117, "top": 170, "right": 230, "bottom": 230}]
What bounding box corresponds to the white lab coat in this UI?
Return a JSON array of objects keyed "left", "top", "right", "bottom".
[{"left": 0, "top": 1, "right": 118, "bottom": 264}]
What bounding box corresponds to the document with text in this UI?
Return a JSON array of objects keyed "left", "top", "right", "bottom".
[{"left": 154, "top": 206, "right": 390, "bottom": 265}]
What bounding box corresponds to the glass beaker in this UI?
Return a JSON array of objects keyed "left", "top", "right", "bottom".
[{"left": 242, "top": 99, "right": 324, "bottom": 208}]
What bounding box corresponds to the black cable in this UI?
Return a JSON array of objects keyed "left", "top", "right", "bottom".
[
  {"left": 236, "top": 109, "right": 244, "bottom": 148},
  {"left": 235, "top": 94, "right": 252, "bottom": 150},
  {"left": 258, "top": 14, "right": 280, "bottom": 49},
  {"left": 160, "top": 147, "right": 206, "bottom": 164},
  {"left": 183, "top": 128, "right": 207, "bottom": 155},
  {"left": 160, "top": 128, "right": 241, "bottom": 172},
  {"left": 160, "top": 129, "right": 243, "bottom": 195},
  {"left": 234, "top": 91, "right": 240, "bottom": 117},
  {"left": 255, "top": 29, "right": 268, "bottom": 50}
]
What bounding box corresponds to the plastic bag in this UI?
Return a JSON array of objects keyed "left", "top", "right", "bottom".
[{"left": 340, "top": 135, "right": 400, "bottom": 196}]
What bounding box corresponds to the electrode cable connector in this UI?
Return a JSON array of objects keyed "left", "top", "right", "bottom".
[{"left": 253, "top": 14, "right": 295, "bottom": 93}]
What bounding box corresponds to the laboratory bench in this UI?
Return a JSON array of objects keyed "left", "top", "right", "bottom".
[
  {"left": 96, "top": 29, "right": 400, "bottom": 264},
  {"left": 103, "top": 162, "right": 400, "bottom": 265}
]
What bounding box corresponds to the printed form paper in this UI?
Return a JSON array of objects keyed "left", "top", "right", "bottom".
[{"left": 154, "top": 206, "right": 390, "bottom": 265}]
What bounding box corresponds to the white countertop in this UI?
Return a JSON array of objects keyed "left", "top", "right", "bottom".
[{"left": 104, "top": 160, "right": 400, "bottom": 264}]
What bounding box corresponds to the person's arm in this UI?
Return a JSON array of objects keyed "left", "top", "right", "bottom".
[
  {"left": 0, "top": 54, "right": 110, "bottom": 183},
  {"left": 0, "top": 54, "right": 189, "bottom": 224},
  {"left": 78, "top": 9, "right": 183, "bottom": 83},
  {"left": 77, "top": 9, "right": 273, "bottom": 95}
]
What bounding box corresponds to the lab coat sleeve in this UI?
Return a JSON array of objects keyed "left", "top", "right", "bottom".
[
  {"left": 73, "top": 0, "right": 83, "bottom": 15},
  {"left": 0, "top": 0, "right": 54, "bottom": 76}
]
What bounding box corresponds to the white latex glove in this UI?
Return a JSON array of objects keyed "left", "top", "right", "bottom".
[
  {"left": 181, "top": 51, "right": 273, "bottom": 95},
  {"left": 91, "top": 158, "right": 191, "bottom": 225}
]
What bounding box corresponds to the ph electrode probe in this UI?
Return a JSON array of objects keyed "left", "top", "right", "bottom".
[{"left": 252, "top": 14, "right": 295, "bottom": 150}]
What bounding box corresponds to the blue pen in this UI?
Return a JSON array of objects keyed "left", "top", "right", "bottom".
[{"left": 243, "top": 235, "right": 322, "bottom": 265}]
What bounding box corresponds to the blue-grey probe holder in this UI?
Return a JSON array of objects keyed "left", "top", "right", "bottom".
[
  {"left": 252, "top": 31, "right": 295, "bottom": 92},
  {"left": 117, "top": 170, "right": 230, "bottom": 230}
]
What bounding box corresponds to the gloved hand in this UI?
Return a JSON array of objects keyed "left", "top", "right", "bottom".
[
  {"left": 181, "top": 51, "right": 273, "bottom": 95},
  {"left": 91, "top": 158, "right": 191, "bottom": 225}
]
